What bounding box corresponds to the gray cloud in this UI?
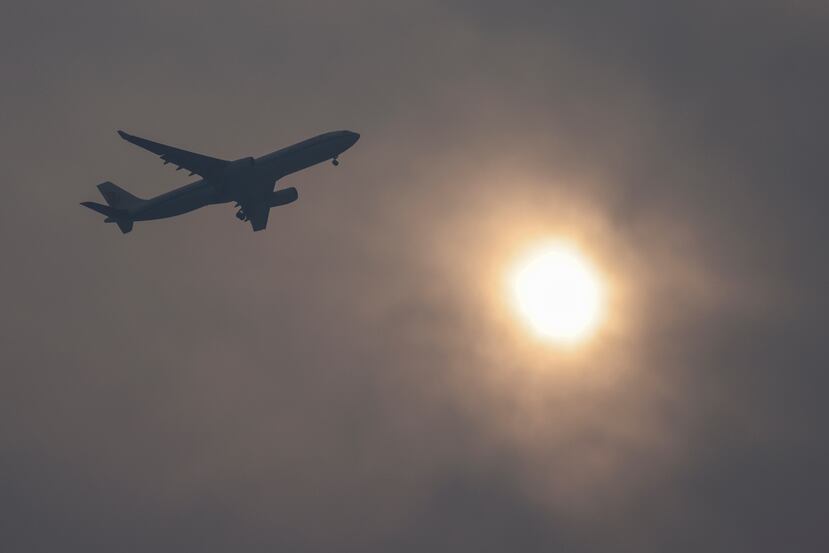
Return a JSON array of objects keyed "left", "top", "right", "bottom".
[{"left": 1, "top": 1, "right": 827, "bottom": 551}]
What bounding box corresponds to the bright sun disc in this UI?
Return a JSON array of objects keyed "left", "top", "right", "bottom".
[{"left": 511, "top": 243, "right": 603, "bottom": 343}]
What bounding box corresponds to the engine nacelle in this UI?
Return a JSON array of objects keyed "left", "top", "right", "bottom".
[{"left": 269, "top": 187, "right": 298, "bottom": 207}]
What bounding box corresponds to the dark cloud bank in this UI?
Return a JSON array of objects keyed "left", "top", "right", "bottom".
[{"left": 2, "top": 1, "right": 828, "bottom": 551}]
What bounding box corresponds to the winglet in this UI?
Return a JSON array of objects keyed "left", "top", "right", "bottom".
[
  {"left": 117, "top": 130, "right": 142, "bottom": 147},
  {"left": 117, "top": 130, "right": 165, "bottom": 156}
]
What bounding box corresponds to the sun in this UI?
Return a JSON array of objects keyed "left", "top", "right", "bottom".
[{"left": 510, "top": 242, "right": 604, "bottom": 343}]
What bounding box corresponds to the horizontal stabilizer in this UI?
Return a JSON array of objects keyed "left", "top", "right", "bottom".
[
  {"left": 80, "top": 201, "right": 134, "bottom": 234},
  {"left": 80, "top": 201, "right": 120, "bottom": 218}
]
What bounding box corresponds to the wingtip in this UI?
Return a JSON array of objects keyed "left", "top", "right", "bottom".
[{"left": 117, "top": 130, "right": 129, "bottom": 139}]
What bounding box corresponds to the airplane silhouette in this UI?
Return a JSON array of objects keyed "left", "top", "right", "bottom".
[{"left": 81, "top": 129, "right": 360, "bottom": 233}]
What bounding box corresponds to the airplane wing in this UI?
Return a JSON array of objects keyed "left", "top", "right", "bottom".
[
  {"left": 244, "top": 202, "right": 271, "bottom": 232},
  {"left": 117, "top": 130, "right": 230, "bottom": 178}
]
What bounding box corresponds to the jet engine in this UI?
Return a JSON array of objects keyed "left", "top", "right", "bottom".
[{"left": 269, "top": 187, "right": 298, "bottom": 207}]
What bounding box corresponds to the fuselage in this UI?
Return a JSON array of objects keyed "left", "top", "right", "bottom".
[{"left": 131, "top": 130, "right": 359, "bottom": 221}]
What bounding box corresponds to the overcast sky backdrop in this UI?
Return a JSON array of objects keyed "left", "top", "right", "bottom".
[{"left": 2, "top": 1, "right": 828, "bottom": 551}]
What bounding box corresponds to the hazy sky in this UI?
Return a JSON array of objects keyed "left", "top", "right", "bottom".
[{"left": 2, "top": 1, "right": 828, "bottom": 551}]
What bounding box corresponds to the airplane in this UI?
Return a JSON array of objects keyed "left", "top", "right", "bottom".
[{"left": 81, "top": 129, "right": 360, "bottom": 233}]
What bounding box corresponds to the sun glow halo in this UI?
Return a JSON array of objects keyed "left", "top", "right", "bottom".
[{"left": 511, "top": 243, "right": 604, "bottom": 343}]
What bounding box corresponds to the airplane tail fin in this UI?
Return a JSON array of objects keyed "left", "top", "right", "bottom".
[
  {"left": 97, "top": 181, "right": 145, "bottom": 209},
  {"left": 81, "top": 180, "right": 142, "bottom": 234}
]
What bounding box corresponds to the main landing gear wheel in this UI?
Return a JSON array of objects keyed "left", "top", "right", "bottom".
[
  {"left": 332, "top": 156, "right": 340, "bottom": 166},
  {"left": 236, "top": 210, "right": 248, "bottom": 221}
]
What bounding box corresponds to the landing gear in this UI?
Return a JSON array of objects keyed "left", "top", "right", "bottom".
[
  {"left": 332, "top": 156, "right": 340, "bottom": 166},
  {"left": 236, "top": 209, "right": 248, "bottom": 221}
]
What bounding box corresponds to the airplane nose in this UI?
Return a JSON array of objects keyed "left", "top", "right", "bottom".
[{"left": 347, "top": 131, "right": 360, "bottom": 144}]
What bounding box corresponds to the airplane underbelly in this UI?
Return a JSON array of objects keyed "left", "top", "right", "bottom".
[{"left": 139, "top": 189, "right": 215, "bottom": 220}]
